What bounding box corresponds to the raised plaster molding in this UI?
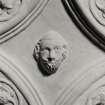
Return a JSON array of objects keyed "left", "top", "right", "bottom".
[
  {"left": 0, "top": 0, "right": 21, "bottom": 21},
  {"left": 87, "top": 86, "right": 105, "bottom": 105},
  {"left": 0, "top": 81, "right": 19, "bottom": 105},
  {"left": 89, "top": 0, "right": 105, "bottom": 26},
  {"left": 0, "top": 52, "right": 43, "bottom": 105},
  {"left": 55, "top": 58, "right": 105, "bottom": 105},
  {"left": 0, "top": 0, "right": 49, "bottom": 43},
  {"left": 62, "top": 0, "right": 105, "bottom": 51},
  {"left": 34, "top": 31, "right": 68, "bottom": 76}
]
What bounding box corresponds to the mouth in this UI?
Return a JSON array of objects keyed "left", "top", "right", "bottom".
[
  {"left": 46, "top": 62, "right": 56, "bottom": 69},
  {"left": 38, "top": 57, "right": 62, "bottom": 75},
  {"left": 42, "top": 60, "right": 57, "bottom": 73}
]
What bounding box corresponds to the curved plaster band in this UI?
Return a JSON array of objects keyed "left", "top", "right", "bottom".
[
  {"left": 62, "top": 0, "right": 105, "bottom": 51},
  {"left": 0, "top": 52, "right": 43, "bottom": 105},
  {"left": 0, "top": 0, "right": 49, "bottom": 43}
]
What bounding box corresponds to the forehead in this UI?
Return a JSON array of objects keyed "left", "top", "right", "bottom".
[{"left": 40, "top": 39, "right": 65, "bottom": 47}]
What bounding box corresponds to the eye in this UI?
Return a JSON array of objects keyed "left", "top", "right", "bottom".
[
  {"left": 45, "top": 47, "right": 50, "bottom": 51},
  {"left": 41, "top": 47, "right": 49, "bottom": 55},
  {"left": 54, "top": 46, "right": 60, "bottom": 50},
  {"left": 41, "top": 47, "right": 49, "bottom": 51},
  {"left": 41, "top": 49, "right": 49, "bottom": 53},
  {"left": 53, "top": 47, "right": 61, "bottom": 55}
]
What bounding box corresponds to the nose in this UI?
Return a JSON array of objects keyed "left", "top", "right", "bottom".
[{"left": 48, "top": 50, "right": 56, "bottom": 61}]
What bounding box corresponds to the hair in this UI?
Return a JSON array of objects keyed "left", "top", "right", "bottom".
[{"left": 34, "top": 31, "right": 68, "bottom": 61}]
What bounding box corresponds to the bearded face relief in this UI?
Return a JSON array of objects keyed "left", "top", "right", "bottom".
[
  {"left": 0, "top": 0, "right": 21, "bottom": 21},
  {"left": 34, "top": 31, "right": 68, "bottom": 75}
]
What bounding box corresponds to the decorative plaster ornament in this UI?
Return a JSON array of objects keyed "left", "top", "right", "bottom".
[
  {"left": 34, "top": 31, "right": 68, "bottom": 75},
  {"left": 87, "top": 86, "right": 105, "bottom": 105},
  {"left": 0, "top": 0, "right": 49, "bottom": 43},
  {"left": 0, "top": 0, "right": 21, "bottom": 21},
  {"left": 62, "top": 0, "right": 105, "bottom": 50},
  {"left": 0, "top": 82, "right": 19, "bottom": 105}
]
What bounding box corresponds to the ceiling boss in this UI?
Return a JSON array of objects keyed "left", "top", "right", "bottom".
[{"left": 34, "top": 31, "right": 69, "bottom": 76}]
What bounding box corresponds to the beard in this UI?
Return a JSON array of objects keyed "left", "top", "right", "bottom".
[{"left": 38, "top": 57, "right": 63, "bottom": 75}]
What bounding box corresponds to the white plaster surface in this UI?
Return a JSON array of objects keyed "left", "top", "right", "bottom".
[{"left": 0, "top": 0, "right": 105, "bottom": 105}]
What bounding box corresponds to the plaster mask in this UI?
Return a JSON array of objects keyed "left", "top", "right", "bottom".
[{"left": 34, "top": 31, "right": 68, "bottom": 75}]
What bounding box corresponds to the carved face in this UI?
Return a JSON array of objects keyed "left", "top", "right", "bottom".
[
  {"left": 34, "top": 31, "right": 68, "bottom": 75},
  {"left": 0, "top": 0, "right": 21, "bottom": 21}
]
